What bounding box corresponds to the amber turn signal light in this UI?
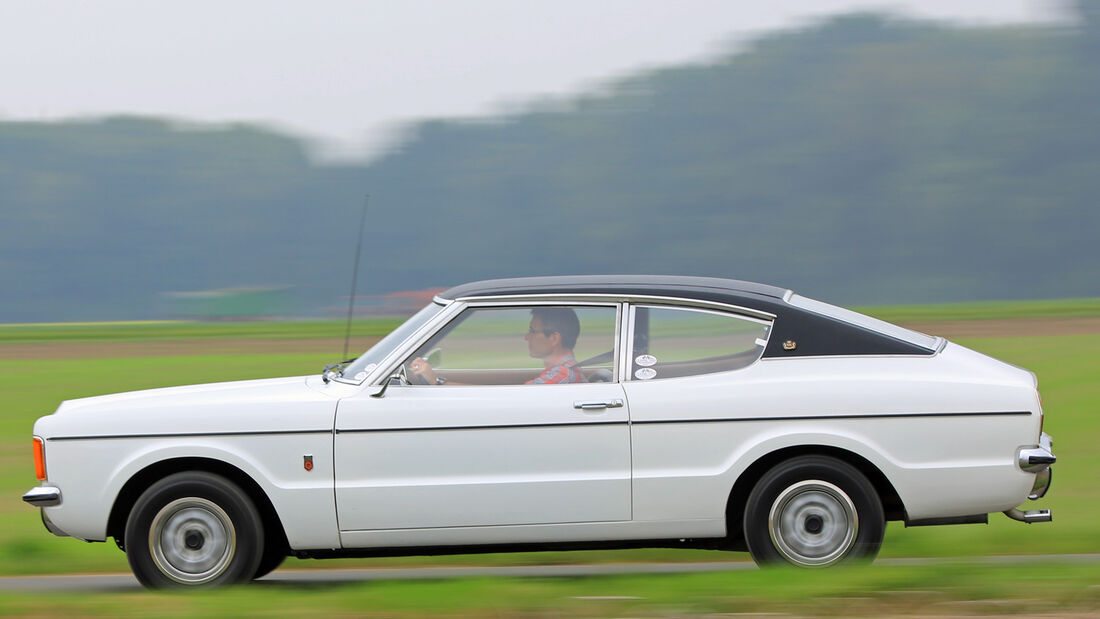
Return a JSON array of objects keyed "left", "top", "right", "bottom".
[{"left": 33, "top": 437, "right": 46, "bottom": 480}]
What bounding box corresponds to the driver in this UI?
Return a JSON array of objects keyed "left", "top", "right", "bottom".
[{"left": 409, "top": 307, "right": 586, "bottom": 385}]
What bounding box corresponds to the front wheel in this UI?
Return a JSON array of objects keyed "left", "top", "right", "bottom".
[
  {"left": 743, "top": 455, "right": 884, "bottom": 567},
  {"left": 124, "top": 472, "right": 264, "bottom": 588}
]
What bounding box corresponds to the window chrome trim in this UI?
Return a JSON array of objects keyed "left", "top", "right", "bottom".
[
  {"left": 612, "top": 303, "right": 623, "bottom": 383},
  {"left": 632, "top": 303, "right": 772, "bottom": 327},
  {"left": 620, "top": 303, "right": 637, "bottom": 382},
  {"left": 454, "top": 293, "right": 775, "bottom": 321}
]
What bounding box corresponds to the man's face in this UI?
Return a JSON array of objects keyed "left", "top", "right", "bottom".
[{"left": 525, "top": 316, "right": 556, "bottom": 359}]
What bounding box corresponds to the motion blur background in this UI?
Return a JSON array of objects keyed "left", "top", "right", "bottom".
[{"left": 2, "top": 0, "right": 1097, "bottom": 323}]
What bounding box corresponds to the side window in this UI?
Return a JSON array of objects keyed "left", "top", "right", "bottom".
[
  {"left": 405, "top": 305, "right": 617, "bottom": 385},
  {"left": 630, "top": 306, "right": 770, "bottom": 380}
]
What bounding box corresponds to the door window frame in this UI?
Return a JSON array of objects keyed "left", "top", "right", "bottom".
[
  {"left": 621, "top": 302, "right": 774, "bottom": 382},
  {"left": 379, "top": 299, "right": 624, "bottom": 386}
]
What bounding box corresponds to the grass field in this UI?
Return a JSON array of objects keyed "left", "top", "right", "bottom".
[
  {"left": 857, "top": 296, "right": 1100, "bottom": 322},
  {"left": 0, "top": 319, "right": 405, "bottom": 344},
  {"left": 0, "top": 561, "right": 1097, "bottom": 617},
  {"left": 1, "top": 300, "right": 1098, "bottom": 614}
]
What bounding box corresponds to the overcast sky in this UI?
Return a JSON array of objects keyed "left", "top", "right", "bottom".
[{"left": 1, "top": 0, "right": 1066, "bottom": 160}]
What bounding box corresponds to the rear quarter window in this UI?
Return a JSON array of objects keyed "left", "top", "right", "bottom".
[{"left": 630, "top": 305, "right": 771, "bottom": 380}]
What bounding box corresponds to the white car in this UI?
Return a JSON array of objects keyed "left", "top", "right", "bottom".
[{"left": 24, "top": 276, "right": 1055, "bottom": 588}]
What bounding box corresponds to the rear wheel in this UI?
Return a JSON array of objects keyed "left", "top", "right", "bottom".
[
  {"left": 743, "top": 455, "right": 884, "bottom": 567},
  {"left": 124, "top": 472, "right": 264, "bottom": 588}
]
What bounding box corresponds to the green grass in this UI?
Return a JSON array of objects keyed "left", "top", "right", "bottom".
[
  {"left": 0, "top": 561, "right": 1096, "bottom": 616},
  {"left": 856, "top": 296, "right": 1100, "bottom": 323},
  {"left": 0, "top": 318, "right": 403, "bottom": 344},
  {"left": 1, "top": 299, "right": 1097, "bottom": 579}
]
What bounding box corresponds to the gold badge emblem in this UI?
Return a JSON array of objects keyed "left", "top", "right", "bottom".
[{"left": 782, "top": 340, "right": 797, "bottom": 351}]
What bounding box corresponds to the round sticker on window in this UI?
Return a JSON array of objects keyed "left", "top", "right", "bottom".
[
  {"left": 634, "top": 367, "right": 657, "bottom": 380},
  {"left": 635, "top": 354, "right": 657, "bottom": 367}
]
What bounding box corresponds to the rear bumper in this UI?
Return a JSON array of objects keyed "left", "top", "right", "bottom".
[
  {"left": 1004, "top": 432, "right": 1055, "bottom": 523},
  {"left": 1003, "top": 507, "right": 1052, "bottom": 523},
  {"left": 1018, "top": 432, "right": 1056, "bottom": 472}
]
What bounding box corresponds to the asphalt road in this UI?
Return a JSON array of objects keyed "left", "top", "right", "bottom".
[{"left": 1, "top": 554, "right": 1097, "bottom": 592}]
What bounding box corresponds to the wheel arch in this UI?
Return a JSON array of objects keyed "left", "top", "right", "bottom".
[
  {"left": 724, "top": 444, "right": 905, "bottom": 544},
  {"left": 107, "top": 457, "right": 288, "bottom": 554}
]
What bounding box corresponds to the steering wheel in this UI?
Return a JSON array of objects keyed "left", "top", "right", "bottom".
[{"left": 405, "top": 359, "right": 432, "bottom": 385}]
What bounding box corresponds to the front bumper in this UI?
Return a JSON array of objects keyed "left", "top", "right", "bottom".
[
  {"left": 23, "top": 485, "right": 70, "bottom": 537},
  {"left": 22, "top": 485, "right": 61, "bottom": 507},
  {"left": 1004, "top": 432, "right": 1055, "bottom": 523}
]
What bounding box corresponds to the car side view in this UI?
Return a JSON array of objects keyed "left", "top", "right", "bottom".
[{"left": 24, "top": 276, "right": 1056, "bottom": 588}]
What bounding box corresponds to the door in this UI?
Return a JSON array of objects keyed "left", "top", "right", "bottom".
[{"left": 334, "top": 303, "right": 630, "bottom": 534}]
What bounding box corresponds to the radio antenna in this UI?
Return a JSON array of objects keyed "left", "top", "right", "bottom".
[{"left": 342, "top": 195, "right": 369, "bottom": 360}]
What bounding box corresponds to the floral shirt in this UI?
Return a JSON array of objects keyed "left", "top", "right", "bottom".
[{"left": 527, "top": 353, "right": 586, "bottom": 384}]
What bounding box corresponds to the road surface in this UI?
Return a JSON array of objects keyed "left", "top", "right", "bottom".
[{"left": 1, "top": 554, "right": 1097, "bottom": 592}]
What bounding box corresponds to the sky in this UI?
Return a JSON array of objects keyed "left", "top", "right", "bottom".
[{"left": 1, "top": 0, "right": 1067, "bottom": 161}]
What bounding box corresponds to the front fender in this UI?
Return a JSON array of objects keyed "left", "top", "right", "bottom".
[{"left": 43, "top": 433, "right": 338, "bottom": 549}]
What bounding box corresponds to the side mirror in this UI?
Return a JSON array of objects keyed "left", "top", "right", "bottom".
[{"left": 370, "top": 373, "right": 406, "bottom": 398}]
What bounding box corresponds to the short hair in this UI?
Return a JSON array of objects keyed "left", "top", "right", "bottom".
[{"left": 531, "top": 307, "right": 581, "bottom": 350}]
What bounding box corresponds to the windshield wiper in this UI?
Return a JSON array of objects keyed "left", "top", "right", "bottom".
[{"left": 321, "top": 358, "right": 357, "bottom": 383}]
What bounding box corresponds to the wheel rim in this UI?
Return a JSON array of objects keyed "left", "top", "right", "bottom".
[
  {"left": 149, "top": 497, "right": 236, "bottom": 584},
  {"left": 768, "top": 479, "right": 858, "bottom": 567}
]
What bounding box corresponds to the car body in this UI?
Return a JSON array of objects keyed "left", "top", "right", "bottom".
[{"left": 24, "top": 275, "right": 1055, "bottom": 587}]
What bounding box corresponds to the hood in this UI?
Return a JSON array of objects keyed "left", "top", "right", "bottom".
[{"left": 35, "top": 376, "right": 341, "bottom": 439}]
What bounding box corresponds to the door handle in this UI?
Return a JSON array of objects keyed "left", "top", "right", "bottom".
[{"left": 573, "top": 399, "right": 624, "bottom": 410}]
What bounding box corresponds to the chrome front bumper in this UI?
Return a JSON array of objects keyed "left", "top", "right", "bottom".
[
  {"left": 1004, "top": 432, "right": 1055, "bottom": 524},
  {"left": 23, "top": 485, "right": 69, "bottom": 537},
  {"left": 23, "top": 485, "right": 61, "bottom": 507}
]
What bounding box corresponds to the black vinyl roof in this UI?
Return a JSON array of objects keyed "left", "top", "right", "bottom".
[
  {"left": 440, "top": 275, "right": 790, "bottom": 303},
  {"left": 438, "top": 275, "right": 935, "bottom": 358}
]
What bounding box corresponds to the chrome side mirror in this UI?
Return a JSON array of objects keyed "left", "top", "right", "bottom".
[{"left": 370, "top": 373, "right": 406, "bottom": 398}]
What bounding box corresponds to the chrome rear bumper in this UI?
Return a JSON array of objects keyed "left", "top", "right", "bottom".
[
  {"left": 1005, "top": 432, "right": 1055, "bottom": 524},
  {"left": 1018, "top": 432, "right": 1056, "bottom": 472},
  {"left": 1003, "top": 507, "right": 1052, "bottom": 523}
]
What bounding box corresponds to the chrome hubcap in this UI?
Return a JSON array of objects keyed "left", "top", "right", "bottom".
[
  {"left": 149, "top": 497, "right": 236, "bottom": 584},
  {"left": 768, "top": 480, "right": 857, "bottom": 566}
]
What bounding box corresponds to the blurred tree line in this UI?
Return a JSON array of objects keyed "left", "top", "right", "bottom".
[{"left": 2, "top": 8, "right": 1098, "bottom": 322}]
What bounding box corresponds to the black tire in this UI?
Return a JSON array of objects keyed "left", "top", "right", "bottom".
[
  {"left": 252, "top": 539, "right": 287, "bottom": 580},
  {"left": 743, "top": 455, "right": 884, "bottom": 567},
  {"left": 124, "top": 472, "right": 264, "bottom": 588}
]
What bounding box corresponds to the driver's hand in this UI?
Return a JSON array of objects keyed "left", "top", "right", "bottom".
[{"left": 409, "top": 357, "right": 437, "bottom": 384}]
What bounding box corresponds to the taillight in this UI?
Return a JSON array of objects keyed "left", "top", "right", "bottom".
[{"left": 33, "top": 437, "right": 46, "bottom": 480}]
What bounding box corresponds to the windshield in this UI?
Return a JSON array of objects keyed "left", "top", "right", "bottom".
[{"left": 336, "top": 302, "right": 447, "bottom": 383}]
